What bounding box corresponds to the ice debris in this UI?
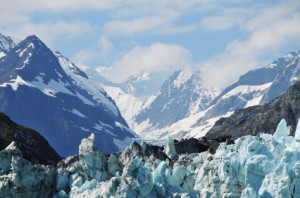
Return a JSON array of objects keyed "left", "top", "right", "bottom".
[{"left": 1, "top": 120, "right": 300, "bottom": 197}]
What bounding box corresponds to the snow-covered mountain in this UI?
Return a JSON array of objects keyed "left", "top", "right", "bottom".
[
  {"left": 188, "top": 51, "right": 300, "bottom": 135},
  {"left": 89, "top": 70, "right": 168, "bottom": 127},
  {"left": 0, "top": 34, "right": 137, "bottom": 156},
  {"left": 132, "top": 68, "right": 218, "bottom": 137},
  {"left": 206, "top": 51, "right": 300, "bottom": 119},
  {"left": 132, "top": 51, "right": 300, "bottom": 142}
]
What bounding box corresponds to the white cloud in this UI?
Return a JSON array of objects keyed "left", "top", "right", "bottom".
[
  {"left": 0, "top": 0, "right": 117, "bottom": 43},
  {"left": 73, "top": 49, "right": 98, "bottom": 65},
  {"left": 201, "top": 8, "right": 252, "bottom": 31},
  {"left": 73, "top": 36, "right": 114, "bottom": 64},
  {"left": 104, "top": 9, "right": 180, "bottom": 36},
  {"left": 200, "top": 0, "right": 300, "bottom": 89},
  {"left": 97, "top": 43, "right": 192, "bottom": 83},
  {"left": 245, "top": 1, "right": 300, "bottom": 32},
  {"left": 2, "top": 21, "right": 92, "bottom": 45},
  {"left": 0, "top": 0, "right": 120, "bottom": 13},
  {"left": 98, "top": 36, "right": 114, "bottom": 58},
  {"left": 0, "top": 0, "right": 205, "bottom": 41}
]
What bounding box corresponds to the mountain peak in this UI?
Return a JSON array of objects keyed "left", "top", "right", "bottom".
[
  {"left": 19, "top": 35, "right": 46, "bottom": 51},
  {"left": 284, "top": 50, "right": 300, "bottom": 60},
  {"left": 24, "top": 35, "right": 42, "bottom": 43},
  {"left": 0, "top": 34, "right": 70, "bottom": 84},
  {"left": 173, "top": 68, "right": 197, "bottom": 88}
]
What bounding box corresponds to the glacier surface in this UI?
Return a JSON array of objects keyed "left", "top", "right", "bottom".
[{"left": 1, "top": 119, "right": 300, "bottom": 197}]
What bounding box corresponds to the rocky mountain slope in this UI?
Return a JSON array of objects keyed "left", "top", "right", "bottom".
[
  {"left": 0, "top": 112, "right": 61, "bottom": 165},
  {"left": 0, "top": 33, "right": 137, "bottom": 156},
  {"left": 1, "top": 118, "right": 300, "bottom": 197},
  {"left": 206, "top": 80, "right": 300, "bottom": 140}
]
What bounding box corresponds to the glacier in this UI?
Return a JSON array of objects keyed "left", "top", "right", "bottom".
[{"left": 1, "top": 119, "right": 300, "bottom": 197}]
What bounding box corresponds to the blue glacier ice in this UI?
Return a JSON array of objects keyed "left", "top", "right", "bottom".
[
  {"left": 273, "top": 119, "right": 289, "bottom": 142},
  {"left": 1, "top": 119, "right": 300, "bottom": 197},
  {"left": 164, "top": 136, "right": 177, "bottom": 159}
]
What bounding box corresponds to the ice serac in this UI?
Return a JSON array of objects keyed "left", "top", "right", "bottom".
[
  {"left": 0, "top": 34, "right": 136, "bottom": 156},
  {"left": 79, "top": 133, "right": 97, "bottom": 155},
  {"left": 164, "top": 136, "right": 177, "bottom": 159},
  {"left": 78, "top": 133, "right": 106, "bottom": 182},
  {"left": 273, "top": 119, "right": 288, "bottom": 140}
]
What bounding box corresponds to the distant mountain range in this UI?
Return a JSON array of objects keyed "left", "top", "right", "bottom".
[
  {"left": 0, "top": 33, "right": 137, "bottom": 156},
  {"left": 122, "top": 50, "right": 300, "bottom": 143}
]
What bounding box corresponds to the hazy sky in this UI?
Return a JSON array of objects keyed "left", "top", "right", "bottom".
[{"left": 1, "top": 0, "right": 300, "bottom": 88}]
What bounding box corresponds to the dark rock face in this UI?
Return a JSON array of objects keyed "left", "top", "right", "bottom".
[
  {"left": 120, "top": 141, "right": 169, "bottom": 162},
  {"left": 206, "top": 81, "right": 300, "bottom": 140},
  {"left": 0, "top": 113, "right": 61, "bottom": 165},
  {"left": 174, "top": 138, "right": 210, "bottom": 155}
]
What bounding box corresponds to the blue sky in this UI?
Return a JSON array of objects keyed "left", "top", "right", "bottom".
[{"left": 1, "top": 0, "right": 300, "bottom": 88}]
